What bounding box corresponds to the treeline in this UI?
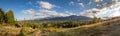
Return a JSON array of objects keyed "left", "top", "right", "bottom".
[
  {"left": 42, "top": 17, "right": 103, "bottom": 28},
  {"left": 0, "top": 8, "right": 15, "bottom": 25}
]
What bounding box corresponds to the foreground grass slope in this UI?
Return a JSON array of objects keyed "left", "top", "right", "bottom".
[{"left": 0, "top": 17, "right": 120, "bottom": 36}]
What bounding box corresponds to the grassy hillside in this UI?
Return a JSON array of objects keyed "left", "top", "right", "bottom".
[
  {"left": 0, "top": 17, "right": 120, "bottom": 36},
  {"left": 46, "top": 17, "right": 120, "bottom": 36},
  {"left": 0, "top": 25, "right": 40, "bottom": 36}
]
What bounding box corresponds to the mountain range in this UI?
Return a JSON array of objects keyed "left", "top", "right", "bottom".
[{"left": 34, "top": 15, "right": 92, "bottom": 22}]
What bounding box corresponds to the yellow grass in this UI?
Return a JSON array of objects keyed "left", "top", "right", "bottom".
[{"left": 0, "top": 25, "right": 39, "bottom": 36}]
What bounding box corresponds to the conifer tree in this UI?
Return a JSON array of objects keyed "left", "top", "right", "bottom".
[
  {"left": 0, "top": 8, "right": 5, "bottom": 24},
  {"left": 5, "top": 10, "right": 15, "bottom": 25}
]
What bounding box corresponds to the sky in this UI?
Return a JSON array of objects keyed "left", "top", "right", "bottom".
[{"left": 0, "top": 0, "right": 120, "bottom": 20}]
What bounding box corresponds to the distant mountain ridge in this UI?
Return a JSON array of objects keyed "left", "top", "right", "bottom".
[{"left": 34, "top": 15, "right": 92, "bottom": 21}]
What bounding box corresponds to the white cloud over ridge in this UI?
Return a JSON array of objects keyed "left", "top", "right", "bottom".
[
  {"left": 38, "top": 9, "right": 70, "bottom": 17},
  {"left": 80, "top": 1, "right": 120, "bottom": 19},
  {"left": 23, "top": 9, "right": 76, "bottom": 19}
]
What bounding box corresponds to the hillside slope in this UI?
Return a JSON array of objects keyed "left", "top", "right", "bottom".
[
  {"left": 1, "top": 17, "right": 120, "bottom": 36},
  {"left": 47, "top": 17, "right": 120, "bottom": 36},
  {"left": 58, "top": 17, "right": 120, "bottom": 31}
]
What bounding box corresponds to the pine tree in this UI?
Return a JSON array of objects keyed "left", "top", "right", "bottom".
[
  {"left": 0, "top": 8, "right": 5, "bottom": 24},
  {"left": 5, "top": 10, "right": 15, "bottom": 25}
]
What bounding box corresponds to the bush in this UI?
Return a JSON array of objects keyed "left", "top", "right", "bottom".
[
  {"left": 15, "top": 24, "right": 22, "bottom": 28},
  {"left": 32, "top": 24, "right": 41, "bottom": 29}
]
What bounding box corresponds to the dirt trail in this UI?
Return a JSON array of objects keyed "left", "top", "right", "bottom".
[{"left": 27, "top": 30, "right": 41, "bottom": 36}]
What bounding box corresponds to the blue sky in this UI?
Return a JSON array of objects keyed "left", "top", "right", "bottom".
[{"left": 0, "top": 0, "right": 120, "bottom": 20}]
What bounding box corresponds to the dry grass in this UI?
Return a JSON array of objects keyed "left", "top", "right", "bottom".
[
  {"left": 0, "top": 25, "right": 39, "bottom": 36},
  {"left": 0, "top": 17, "right": 120, "bottom": 36}
]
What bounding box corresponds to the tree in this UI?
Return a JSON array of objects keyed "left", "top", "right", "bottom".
[
  {"left": 91, "top": 16, "right": 102, "bottom": 23},
  {"left": 5, "top": 10, "right": 15, "bottom": 25},
  {"left": 0, "top": 8, "right": 5, "bottom": 24}
]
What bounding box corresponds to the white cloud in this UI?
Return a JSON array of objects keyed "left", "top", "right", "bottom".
[
  {"left": 80, "top": 1, "right": 120, "bottom": 19},
  {"left": 23, "top": 9, "right": 74, "bottom": 19},
  {"left": 78, "top": 3, "right": 84, "bottom": 7},
  {"left": 38, "top": 9, "right": 70, "bottom": 17},
  {"left": 37, "top": 1, "right": 54, "bottom": 9},
  {"left": 22, "top": 9, "right": 35, "bottom": 15},
  {"left": 20, "top": 9, "right": 36, "bottom": 21},
  {"left": 69, "top": 1, "right": 74, "bottom": 5},
  {"left": 65, "top": 11, "right": 76, "bottom": 15},
  {"left": 80, "top": 8, "right": 100, "bottom": 18},
  {"left": 94, "top": 0, "right": 103, "bottom": 2}
]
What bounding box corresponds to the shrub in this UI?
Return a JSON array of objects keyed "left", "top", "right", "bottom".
[
  {"left": 15, "top": 24, "right": 22, "bottom": 28},
  {"left": 26, "top": 23, "right": 41, "bottom": 29}
]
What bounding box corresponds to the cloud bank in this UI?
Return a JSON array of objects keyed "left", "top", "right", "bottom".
[
  {"left": 80, "top": 1, "right": 120, "bottom": 19},
  {"left": 23, "top": 9, "right": 76, "bottom": 19}
]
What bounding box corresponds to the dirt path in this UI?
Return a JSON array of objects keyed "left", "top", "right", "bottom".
[
  {"left": 27, "top": 30, "right": 41, "bottom": 36},
  {"left": 35, "top": 30, "right": 41, "bottom": 36}
]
